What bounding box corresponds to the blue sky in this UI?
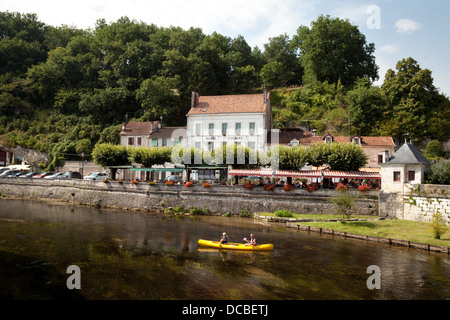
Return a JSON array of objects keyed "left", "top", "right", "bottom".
[{"left": 1, "top": 0, "right": 449, "bottom": 96}]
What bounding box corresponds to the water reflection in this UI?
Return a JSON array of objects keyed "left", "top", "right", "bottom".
[{"left": 0, "top": 199, "right": 449, "bottom": 300}]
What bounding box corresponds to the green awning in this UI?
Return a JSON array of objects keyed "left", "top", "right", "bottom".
[
  {"left": 154, "top": 168, "right": 184, "bottom": 172},
  {"left": 130, "top": 168, "right": 184, "bottom": 172}
]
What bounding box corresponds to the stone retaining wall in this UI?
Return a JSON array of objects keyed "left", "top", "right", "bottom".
[{"left": 0, "top": 178, "right": 379, "bottom": 216}]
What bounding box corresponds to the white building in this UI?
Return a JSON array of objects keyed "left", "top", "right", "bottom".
[
  {"left": 380, "top": 142, "right": 431, "bottom": 192},
  {"left": 186, "top": 91, "right": 272, "bottom": 152}
]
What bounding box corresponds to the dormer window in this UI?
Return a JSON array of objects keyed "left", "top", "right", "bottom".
[
  {"left": 323, "top": 133, "right": 334, "bottom": 145},
  {"left": 351, "top": 135, "right": 362, "bottom": 145}
]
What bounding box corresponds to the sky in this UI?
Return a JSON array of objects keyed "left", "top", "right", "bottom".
[{"left": 1, "top": 0, "right": 449, "bottom": 96}]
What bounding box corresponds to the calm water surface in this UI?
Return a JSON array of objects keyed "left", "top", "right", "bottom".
[{"left": 0, "top": 199, "right": 449, "bottom": 300}]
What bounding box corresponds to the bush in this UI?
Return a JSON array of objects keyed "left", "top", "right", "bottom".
[
  {"left": 429, "top": 212, "right": 448, "bottom": 239},
  {"left": 426, "top": 160, "right": 450, "bottom": 185},
  {"left": 263, "top": 184, "right": 275, "bottom": 191},
  {"left": 283, "top": 184, "right": 294, "bottom": 192},
  {"left": 184, "top": 181, "right": 193, "bottom": 187},
  {"left": 274, "top": 209, "right": 294, "bottom": 217}
]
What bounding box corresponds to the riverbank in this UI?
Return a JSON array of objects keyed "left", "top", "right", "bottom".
[
  {"left": 254, "top": 213, "right": 449, "bottom": 254},
  {"left": 0, "top": 178, "right": 448, "bottom": 254}
]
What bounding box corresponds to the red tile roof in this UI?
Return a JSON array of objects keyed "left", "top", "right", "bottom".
[
  {"left": 187, "top": 93, "right": 270, "bottom": 115},
  {"left": 268, "top": 129, "right": 395, "bottom": 147},
  {"left": 120, "top": 121, "right": 159, "bottom": 136}
]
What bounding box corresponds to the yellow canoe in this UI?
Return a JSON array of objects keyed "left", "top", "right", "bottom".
[{"left": 198, "top": 239, "right": 274, "bottom": 251}]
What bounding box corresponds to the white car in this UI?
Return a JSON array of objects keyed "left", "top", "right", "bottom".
[
  {"left": 83, "top": 172, "right": 109, "bottom": 180},
  {"left": 44, "top": 172, "right": 65, "bottom": 179}
]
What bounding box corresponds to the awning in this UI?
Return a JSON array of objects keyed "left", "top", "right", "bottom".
[
  {"left": 130, "top": 168, "right": 184, "bottom": 172},
  {"left": 323, "top": 171, "right": 381, "bottom": 180},
  {"left": 276, "top": 170, "right": 321, "bottom": 178},
  {"left": 228, "top": 169, "right": 381, "bottom": 179},
  {"left": 227, "top": 169, "right": 273, "bottom": 177}
]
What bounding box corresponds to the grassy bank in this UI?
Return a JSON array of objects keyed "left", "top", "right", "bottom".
[{"left": 258, "top": 212, "right": 450, "bottom": 248}]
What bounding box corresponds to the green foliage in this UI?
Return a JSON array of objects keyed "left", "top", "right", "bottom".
[
  {"left": 429, "top": 212, "right": 448, "bottom": 240},
  {"left": 426, "top": 160, "right": 450, "bottom": 185},
  {"left": 274, "top": 209, "right": 294, "bottom": 218},
  {"left": 425, "top": 140, "right": 446, "bottom": 159},
  {"left": 292, "top": 15, "right": 378, "bottom": 87},
  {"left": 130, "top": 146, "right": 172, "bottom": 167},
  {"left": 92, "top": 143, "right": 131, "bottom": 167},
  {"left": 330, "top": 188, "right": 356, "bottom": 221}
]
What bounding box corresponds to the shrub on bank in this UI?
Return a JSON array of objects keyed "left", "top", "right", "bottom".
[{"left": 274, "top": 209, "right": 294, "bottom": 217}]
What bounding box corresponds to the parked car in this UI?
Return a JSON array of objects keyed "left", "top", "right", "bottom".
[
  {"left": 165, "top": 175, "right": 182, "bottom": 182},
  {"left": 0, "top": 170, "right": 21, "bottom": 177},
  {"left": 11, "top": 171, "right": 30, "bottom": 178},
  {"left": 32, "top": 172, "right": 54, "bottom": 179},
  {"left": 83, "top": 172, "right": 109, "bottom": 180},
  {"left": 19, "top": 172, "right": 38, "bottom": 178},
  {"left": 57, "top": 171, "right": 82, "bottom": 179},
  {"left": 44, "top": 172, "right": 65, "bottom": 179}
]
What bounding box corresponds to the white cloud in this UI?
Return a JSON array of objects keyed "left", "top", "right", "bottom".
[
  {"left": 395, "top": 19, "right": 422, "bottom": 34},
  {"left": 379, "top": 45, "right": 399, "bottom": 53}
]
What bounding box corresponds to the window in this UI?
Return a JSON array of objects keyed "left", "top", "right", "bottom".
[
  {"left": 393, "top": 171, "right": 401, "bottom": 182},
  {"left": 137, "top": 137, "right": 142, "bottom": 146},
  {"left": 235, "top": 123, "right": 241, "bottom": 135},
  {"left": 408, "top": 171, "right": 416, "bottom": 181},
  {"left": 325, "top": 137, "right": 333, "bottom": 144},
  {"left": 152, "top": 138, "right": 158, "bottom": 147},
  {"left": 128, "top": 137, "right": 134, "bottom": 146},
  {"left": 207, "top": 142, "right": 214, "bottom": 151},
  {"left": 162, "top": 138, "right": 167, "bottom": 146},
  {"left": 209, "top": 123, "right": 214, "bottom": 135},
  {"left": 195, "top": 123, "right": 201, "bottom": 136},
  {"left": 174, "top": 138, "right": 181, "bottom": 146},
  {"left": 352, "top": 137, "right": 361, "bottom": 145},
  {"left": 222, "top": 123, "right": 228, "bottom": 135},
  {"left": 248, "top": 142, "right": 256, "bottom": 150},
  {"left": 194, "top": 142, "right": 201, "bottom": 150},
  {"left": 378, "top": 154, "right": 383, "bottom": 164},
  {"left": 249, "top": 122, "right": 255, "bottom": 135}
]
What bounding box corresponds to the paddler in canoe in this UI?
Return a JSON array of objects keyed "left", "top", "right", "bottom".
[{"left": 244, "top": 234, "right": 256, "bottom": 246}]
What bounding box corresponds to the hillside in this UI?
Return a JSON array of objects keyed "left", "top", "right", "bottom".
[{"left": 1, "top": 12, "right": 449, "bottom": 169}]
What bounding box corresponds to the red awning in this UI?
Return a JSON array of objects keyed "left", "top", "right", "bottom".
[
  {"left": 275, "top": 170, "right": 321, "bottom": 178},
  {"left": 323, "top": 171, "right": 381, "bottom": 180},
  {"left": 227, "top": 169, "right": 273, "bottom": 177},
  {"left": 228, "top": 169, "right": 381, "bottom": 180}
]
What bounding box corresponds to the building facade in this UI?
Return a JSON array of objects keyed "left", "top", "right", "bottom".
[
  {"left": 272, "top": 129, "right": 396, "bottom": 169},
  {"left": 119, "top": 120, "right": 185, "bottom": 149},
  {"left": 186, "top": 91, "right": 272, "bottom": 152}
]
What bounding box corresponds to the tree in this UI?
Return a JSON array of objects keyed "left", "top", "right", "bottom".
[
  {"left": 292, "top": 15, "right": 378, "bottom": 87},
  {"left": 261, "top": 34, "right": 301, "bottom": 87},
  {"left": 92, "top": 143, "right": 131, "bottom": 179},
  {"left": 425, "top": 140, "right": 445, "bottom": 159},
  {"left": 380, "top": 57, "right": 449, "bottom": 142},
  {"left": 345, "top": 78, "right": 386, "bottom": 136},
  {"left": 330, "top": 186, "right": 356, "bottom": 221}
]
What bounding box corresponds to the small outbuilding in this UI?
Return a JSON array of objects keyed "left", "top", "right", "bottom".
[{"left": 379, "top": 142, "right": 431, "bottom": 192}]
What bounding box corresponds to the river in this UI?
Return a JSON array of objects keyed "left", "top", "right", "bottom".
[{"left": 0, "top": 198, "right": 449, "bottom": 301}]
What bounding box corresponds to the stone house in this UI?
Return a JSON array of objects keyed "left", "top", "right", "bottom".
[
  {"left": 186, "top": 90, "right": 272, "bottom": 152},
  {"left": 379, "top": 142, "right": 431, "bottom": 192},
  {"left": 119, "top": 120, "right": 186, "bottom": 148},
  {"left": 270, "top": 129, "right": 396, "bottom": 169}
]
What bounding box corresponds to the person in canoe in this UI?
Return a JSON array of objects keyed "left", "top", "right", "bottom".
[
  {"left": 244, "top": 234, "right": 257, "bottom": 246},
  {"left": 219, "top": 232, "right": 229, "bottom": 244}
]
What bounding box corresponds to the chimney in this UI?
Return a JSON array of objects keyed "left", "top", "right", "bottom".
[
  {"left": 191, "top": 91, "right": 199, "bottom": 108},
  {"left": 384, "top": 150, "right": 390, "bottom": 163},
  {"left": 121, "top": 122, "right": 126, "bottom": 132},
  {"left": 311, "top": 129, "right": 317, "bottom": 136}
]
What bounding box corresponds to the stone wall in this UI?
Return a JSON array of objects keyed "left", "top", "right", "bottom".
[
  {"left": 0, "top": 178, "right": 379, "bottom": 216},
  {"left": 403, "top": 184, "right": 450, "bottom": 224},
  {"left": 379, "top": 184, "right": 450, "bottom": 224}
]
